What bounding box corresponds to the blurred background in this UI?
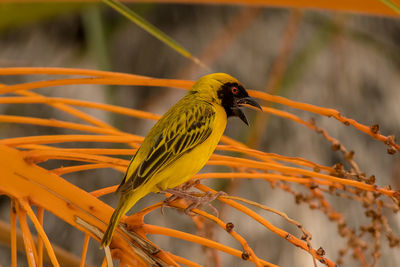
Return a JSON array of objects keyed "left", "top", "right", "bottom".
[{"left": 0, "top": 2, "right": 400, "bottom": 266}]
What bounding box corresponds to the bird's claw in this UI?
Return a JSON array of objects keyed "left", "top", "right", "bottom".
[
  {"left": 161, "top": 185, "right": 226, "bottom": 217},
  {"left": 184, "top": 191, "right": 226, "bottom": 217},
  {"left": 161, "top": 194, "right": 179, "bottom": 215}
]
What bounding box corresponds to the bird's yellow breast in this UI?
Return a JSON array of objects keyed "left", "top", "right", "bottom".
[{"left": 148, "top": 103, "right": 227, "bottom": 192}]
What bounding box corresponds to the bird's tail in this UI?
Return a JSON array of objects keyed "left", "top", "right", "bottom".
[{"left": 100, "top": 192, "right": 141, "bottom": 248}]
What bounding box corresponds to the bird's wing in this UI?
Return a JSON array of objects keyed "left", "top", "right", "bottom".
[{"left": 117, "top": 102, "right": 215, "bottom": 194}]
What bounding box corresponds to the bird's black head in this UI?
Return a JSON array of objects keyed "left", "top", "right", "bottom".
[{"left": 217, "top": 82, "right": 262, "bottom": 125}]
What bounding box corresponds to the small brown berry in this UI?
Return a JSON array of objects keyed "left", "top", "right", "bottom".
[
  {"left": 241, "top": 251, "right": 250, "bottom": 260},
  {"left": 370, "top": 124, "right": 380, "bottom": 134},
  {"left": 365, "top": 210, "right": 376, "bottom": 218},
  {"left": 295, "top": 194, "right": 303, "bottom": 204},
  {"left": 316, "top": 247, "right": 326, "bottom": 256},
  {"left": 333, "top": 163, "right": 345, "bottom": 177},
  {"left": 392, "top": 191, "right": 400, "bottom": 201},
  {"left": 387, "top": 146, "right": 396, "bottom": 155},
  {"left": 331, "top": 143, "right": 341, "bottom": 151},
  {"left": 225, "top": 222, "right": 234, "bottom": 232},
  {"left": 309, "top": 183, "right": 318, "bottom": 190},
  {"left": 367, "top": 175, "right": 376, "bottom": 185},
  {"left": 334, "top": 163, "right": 344, "bottom": 171}
]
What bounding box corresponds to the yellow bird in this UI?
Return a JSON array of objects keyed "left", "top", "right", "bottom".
[{"left": 101, "top": 73, "right": 261, "bottom": 247}]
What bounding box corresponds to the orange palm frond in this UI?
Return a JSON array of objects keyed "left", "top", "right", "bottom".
[{"left": 1, "top": 67, "right": 399, "bottom": 267}]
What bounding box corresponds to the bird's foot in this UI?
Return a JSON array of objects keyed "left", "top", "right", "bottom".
[
  {"left": 160, "top": 180, "right": 200, "bottom": 214},
  {"left": 160, "top": 193, "right": 179, "bottom": 215},
  {"left": 183, "top": 190, "right": 226, "bottom": 217},
  {"left": 162, "top": 185, "right": 226, "bottom": 217}
]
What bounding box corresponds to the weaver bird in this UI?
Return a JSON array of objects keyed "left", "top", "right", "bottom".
[{"left": 101, "top": 73, "right": 261, "bottom": 247}]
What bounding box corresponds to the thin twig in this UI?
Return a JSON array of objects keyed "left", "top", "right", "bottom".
[
  {"left": 10, "top": 200, "right": 18, "bottom": 267},
  {"left": 80, "top": 234, "right": 90, "bottom": 267},
  {"left": 19, "top": 199, "right": 60, "bottom": 267},
  {"left": 221, "top": 195, "right": 318, "bottom": 267}
]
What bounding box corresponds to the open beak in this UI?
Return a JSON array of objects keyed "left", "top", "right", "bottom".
[
  {"left": 236, "top": 97, "right": 262, "bottom": 111},
  {"left": 232, "top": 107, "right": 249, "bottom": 125},
  {"left": 233, "top": 97, "right": 262, "bottom": 126}
]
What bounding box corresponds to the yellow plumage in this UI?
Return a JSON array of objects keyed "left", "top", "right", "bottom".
[{"left": 100, "top": 73, "right": 260, "bottom": 247}]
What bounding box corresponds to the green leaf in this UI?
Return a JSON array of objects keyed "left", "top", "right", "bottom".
[
  {"left": 379, "top": 0, "right": 400, "bottom": 14},
  {"left": 101, "top": 0, "right": 208, "bottom": 70},
  {"left": 0, "top": 3, "right": 86, "bottom": 32}
]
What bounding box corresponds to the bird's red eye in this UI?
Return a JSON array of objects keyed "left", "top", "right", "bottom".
[{"left": 231, "top": 87, "right": 239, "bottom": 94}]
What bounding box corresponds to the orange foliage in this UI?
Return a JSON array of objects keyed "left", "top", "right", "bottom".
[{"left": 1, "top": 67, "right": 399, "bottom": 266}]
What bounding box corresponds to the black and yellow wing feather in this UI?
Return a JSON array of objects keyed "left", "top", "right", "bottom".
[{"left": 117, "top": 100, "right": 215, "bottom": 194}]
